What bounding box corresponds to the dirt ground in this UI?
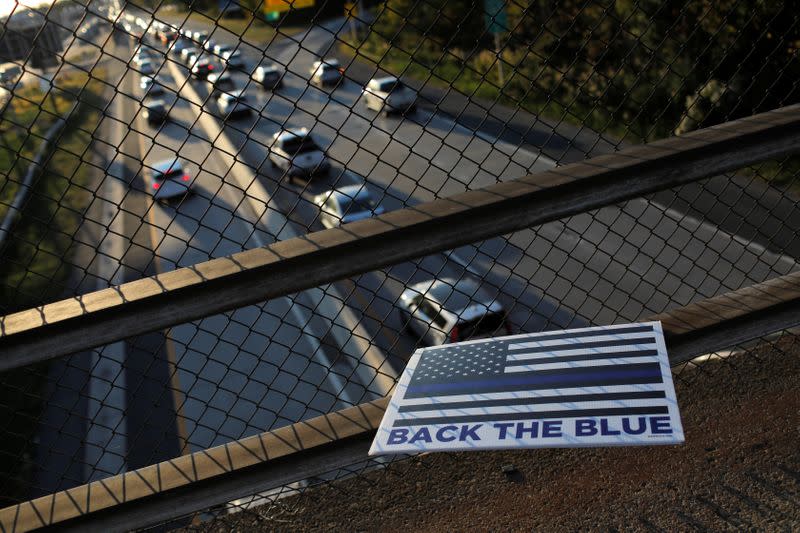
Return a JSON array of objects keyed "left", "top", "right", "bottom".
[{"left": 191, "top": 336, "right": 800, "bottom": 532}]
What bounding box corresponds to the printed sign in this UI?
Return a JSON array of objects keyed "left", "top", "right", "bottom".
[{"left": 369, "top": 321, "right": 684, "bottom": 455}]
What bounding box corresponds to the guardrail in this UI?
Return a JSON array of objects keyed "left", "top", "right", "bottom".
[
  {"left": 1, "top": 104, "right": 798, "bottom": 372},
  {"left": 1, "top": 268, "right": 798, "bottom": 532}
]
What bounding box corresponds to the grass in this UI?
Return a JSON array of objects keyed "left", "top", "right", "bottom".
[{"left": 0, "top": 69, "right": 108, "bottom": 506}]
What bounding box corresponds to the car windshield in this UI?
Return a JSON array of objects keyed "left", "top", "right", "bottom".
[
  {"left": 282, "top": 136, "right": 318, "bottom": 154},
  {"left": 378, "top": 80, "right": 403, "bottom": 92},
  {"left": 338, "top": 193, "right": 377, "bottom": 214},
  {"left": 457, "top": 313, "right": 505, "bottom": 340},
  {"left": 156, "top": 168, "right": 183, "bottom": 181}
]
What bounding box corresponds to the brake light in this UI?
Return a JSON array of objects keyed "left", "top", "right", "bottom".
[
  {"left": 208, "top": 65, "right": 214, "bottom": 70},
  {"left": 182, "top": 174, "right": 190, "bottom": 181},
  {"left": 338, "top": 67, "right": 344, "bottom": 74},
  {"left": 505, "top": 321, "right": 513, "bottom": 335},
  {"left": 152, "top": 182, "right": 160, "bottom": 189},
  {"left": 449, "top": 326, "right": 459, "bottom": 343}
]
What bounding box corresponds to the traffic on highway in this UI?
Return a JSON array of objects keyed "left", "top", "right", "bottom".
[{"left": 28, "top": 2, "right": 799, "bottom": 497}]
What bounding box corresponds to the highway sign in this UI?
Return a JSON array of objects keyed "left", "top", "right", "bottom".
[{"left": 370, "top": 322, "right": 685, "bottom": 454}]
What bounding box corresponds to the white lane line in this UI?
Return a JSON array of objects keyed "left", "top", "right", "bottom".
[
  {"left": 168, "top": 59, "right": 395, "bottom": 400},
  {"left": 652, "top": 201, "right": 799, "bottom": 272}
]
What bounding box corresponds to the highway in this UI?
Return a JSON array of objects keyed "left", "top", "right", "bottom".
[{"left": 31, "top": 10, "right": 799, "bottom": 495}]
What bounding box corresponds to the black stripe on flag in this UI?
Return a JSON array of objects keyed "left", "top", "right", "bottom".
[
  {"left": 393, "top": 405, "right": 669, "bottom": 427},
  {"left": 505, "top": 348, "right": 659, "bottom": 368},
  {"left": 397, "top": 390, "right": 667, "bottom": 413}
]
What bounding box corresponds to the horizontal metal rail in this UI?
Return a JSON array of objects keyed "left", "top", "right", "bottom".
[
  {"left": 0, "top": 104, "right": 798, "bottom": 371},
  {"left": 3, "top": 270, "right": 799, "bottom": 533}
]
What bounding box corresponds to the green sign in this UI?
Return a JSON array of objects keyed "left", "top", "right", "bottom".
[
  {"left": 265, "top": 10, "right": 280, "bottom": 21},
  {"left": 483, "top": 0, "right": 507, "bottom": 34}
]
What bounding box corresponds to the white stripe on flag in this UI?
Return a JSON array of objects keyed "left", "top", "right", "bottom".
[
  {"left": 504, "top": 355, "right": 660, "bottom": 372},
  {"left": 396, "top": 399, "right": 667, "bottom": 420},
  {"left": 506, "top": 343, "right": 658, "bottom": 361},
  {"left": 507, "top": 331, "right": 656, "bottom": 351},
  {"left": 398, "top": 383, "right": 666, "bottom": 406}
]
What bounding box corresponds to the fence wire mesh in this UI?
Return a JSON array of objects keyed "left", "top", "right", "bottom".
[{"left": 0, "top": 0, "right": 797, "bottom": 527}]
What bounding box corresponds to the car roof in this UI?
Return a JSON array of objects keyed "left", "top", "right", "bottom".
[
  {"left": 315, "top": 58, "right": 339, "bottom": 67},
  {"left": 275, "top": 128, "right": 310, "bottom": 142},
  {"left": 147, "top": 99, "right": 166, "bottom": 107},
  {"left": 151, "top": 157, "right": 182, "bottom": 175},
  {"left": 372, "top": 76, "right": 398, "bottom": 86},
  {"left": 408, "top": 277, "right": 492, "bottom": 311},
  {"left": 330, "top": 184, "right": 371, "bottom": 201},
  {"left": 259, "top": 64, "right": 280, "bottom": 72}
]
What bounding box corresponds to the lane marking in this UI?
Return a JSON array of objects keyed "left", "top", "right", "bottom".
[{"left": 167, "top": 59, "right": 395, "bottom": 399}]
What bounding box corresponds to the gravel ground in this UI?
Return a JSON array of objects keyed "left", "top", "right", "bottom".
[{"left": 187, "top": 335, "right": 799, "bottom": 532}]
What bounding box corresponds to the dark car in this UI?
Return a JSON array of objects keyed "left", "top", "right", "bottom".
[
  {"left": 143, "top": 99, "right": 168, "bottom": 125},
  {"left": 191, "top": 59, "right": 215, "bottom": 80},
  {"left": 253, "top": 64, "right": 284, "bottom": 90}
]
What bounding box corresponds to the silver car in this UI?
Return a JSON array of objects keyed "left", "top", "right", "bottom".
[
  {"left": 148, "top": 157, "right": 194, "bottom": 202},
  {"left": 253, "top": 63, "right": 283, "bottom": 90},
  {"left": 310, "top": 59, "right": 342, "bottom": 87},
  {"left": 313, "top": 183, "right": 385, "bottom": 228},
  {"left": 363, "top": 76, "right": 417, "bottom": 115},
  {"left": 217, "top": 90, "right": 252, "bottom": 119},
  {"left": 268, "top": 128, "right": 330, "bottom": 180},
  {"left": 398, "top": 277, "right": 510, "bottom": 346}
]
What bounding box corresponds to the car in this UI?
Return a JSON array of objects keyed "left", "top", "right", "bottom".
[
  {"left": 170, "top": 38, "right": 191, "bottom": 57},
  {"left": 193, "top": 31, "right": 208, "bottom": 43},
  {"left": 143, "top": 99, "right": 168, "bottom": 125},
  {"left": 268, "top": 128, "right": 330, "bottom": 179},
  {"left": 398, "top": 277, "right": 511, "bottom": 346},
  {"left": 213, "top": 43, "right": 232, "bottom": 56},
  {"left": 217, "top": 90, "right": 252, "bottom": 119},
  {"left": 363, "top": 76, "right": 417, "bottom": 115},
  {"left": 191, "top": 59, "right": 215, "bottom": 79},
  {"left": 221, "top": 49, "right": 245, "bottom": 70},
  {"left": 148, "top": 157, "right": 193, "bottom": 201},
  {"left": 310, "top": 59, "right": 343, "bottom": 87},
  {"left": 252, "top": 63, "right": 283, "bottom": 90},
  {"left": 313, "top": 184, "right": 385, "bottom": 228},
  {"left": 203, "top": 39, "right": 216, "bottom": 52},
  {"left": 207, "top": 71, "right": 236, "bottom": 95},
  {"left": 140, "top": 76, "right": 166, "bottom": 97},
  {"left": 185, "top": 50, "right": 202, "bottom": 68},
  {"left": 138, "top": 59, "right": 156, "bottom": 76},
  {"left": 181, "top": 46, "right": 200, "bottom": 64}
]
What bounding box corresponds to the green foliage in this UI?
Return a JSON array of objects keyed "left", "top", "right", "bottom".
[{"left": 361, "top": 0, "right": 800, "bottom": 144}]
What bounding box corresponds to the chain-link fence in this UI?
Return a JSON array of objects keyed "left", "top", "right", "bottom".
[{"left": 0, "top": 0, "right": 797, "bottom": 529}]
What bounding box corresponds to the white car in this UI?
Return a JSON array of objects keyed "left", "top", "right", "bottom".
[
  {"left": 310, "top": 58, "right": 342, "bottom": 87},
  {"left": 217, "top": 90, "right": 252, "bottom": 119},
  {"left": 222, "top": 49, "right": 246, "bottom": 70},
  {"left": 207, "top": 72, "right": 236, "bottom": 95},
  {"left": 398, "top": 278, "right": 510, "bottom": 346},
  {"left": 313, "top": 183, "right": 385, "bottom": 228},
  {"left": 268, "top": 128, "right": 330, "bottom": 179},
  {"left": 363, "top": 76, "right": 417, "bottom": 115},
  {"left": 253, "top": 64, "right": 284, "bottom": 90},
  {"left": 148, "top": 157, "right": 193, "bottom": 201},
  {"left": 140, "top": 76, "right": 166, "bottom": 97}
]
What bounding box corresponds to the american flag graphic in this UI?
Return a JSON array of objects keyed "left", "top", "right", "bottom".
[{"left": 371, "top": 322, "right": 684, "bottom": 454}]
